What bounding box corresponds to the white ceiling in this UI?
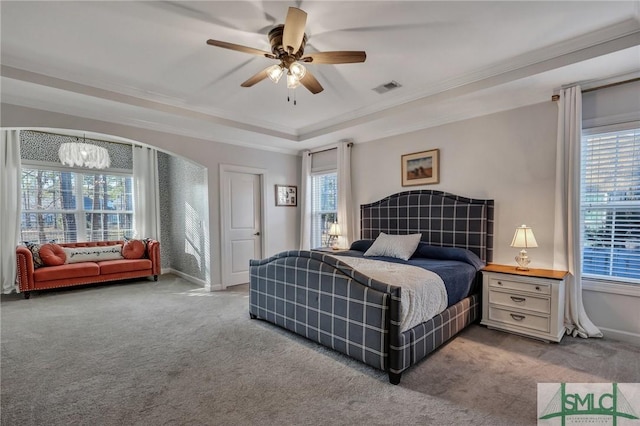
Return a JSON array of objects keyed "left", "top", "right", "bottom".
[{"left": 1, "top": 1, "right": 639, "bottom": 154}]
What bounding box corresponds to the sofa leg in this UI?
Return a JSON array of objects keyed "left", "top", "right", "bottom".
[
  {"left": 23, "top": 291, "right": 30, "bottom": 300},
  {"left": 388, "top": 372, "right": 402, "bottom": 385},
  {"left": 153, "top": 275, "right": 158, "bottom": 282},
  {"left": 250, "top": 313, "right": 258, "bottom": 319}
]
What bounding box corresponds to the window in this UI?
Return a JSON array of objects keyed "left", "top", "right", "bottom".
[
  {"left": 581, "top": 127, "right": 640, "bottom": 282},
  {"left": 20, "top": 166, "right": 134, "bottom": 243},
  {"left": 311, "top": 172, "right": 337, "bottom": 248}
]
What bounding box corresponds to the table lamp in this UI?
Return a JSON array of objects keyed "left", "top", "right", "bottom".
[
  {"left": 511, "top": 224, "right": 538, "bottom": 270},
  {"left": 328, "top": 222, "right": 342, "bottom": 249}
]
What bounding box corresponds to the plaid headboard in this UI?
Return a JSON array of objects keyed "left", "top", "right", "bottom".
[{"left": 360, "top": 190, "right": 494, "bottom": 262}]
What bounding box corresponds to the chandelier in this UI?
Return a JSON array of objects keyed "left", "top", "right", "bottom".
[{"left": 58, "top": 137, "right": 111, "bottom": 169}]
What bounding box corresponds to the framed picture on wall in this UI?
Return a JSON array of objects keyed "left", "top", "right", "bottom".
[
  {"left": 401, "top": 149, "right": 439, "bottom": 186},
  {"left": 275, "top": 185, "right": 297, "bottom": 206}
]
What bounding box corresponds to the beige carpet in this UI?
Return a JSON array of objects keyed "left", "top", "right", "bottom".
[{"left": 2, "top": 274, "right": 639, "bottom": 425}]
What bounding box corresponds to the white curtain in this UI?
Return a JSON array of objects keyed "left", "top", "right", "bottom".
[
  {"left": 553, "top": 85, "right": 602, "bottom": 338},
  {"left": 1, "top": 130, "right": 22, "bottom": 294},
  {"left": 299, "top": 150, "right": 312, "bottom": 250},
  {"left": 337, "top": 141, "right": 354, "bottom": 249},
  {"left": 133, "top": 146, "right": 161, "bottom": 240}
]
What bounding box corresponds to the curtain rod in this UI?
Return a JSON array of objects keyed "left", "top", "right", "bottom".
[
  {"left": 307, "top": 142, "right": 353, "bottom": 156},
  {"left": 551, "top": 77, "right": 639, "bottom": 101},
  {"left": 25, "top": 129, "right": 139, "bottom": 148}
]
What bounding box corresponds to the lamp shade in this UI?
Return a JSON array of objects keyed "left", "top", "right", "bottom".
[
  {"left": 510, "top": 225, "right": 538, "bottom": 248},
  {"left": 328, "top": 222, "right": 341, "bottom": 237},
  {"left": 59, "top": 142, "right": 110, "bottom": 169},
  {"left": 289, "top": 62, "right": 306, "bottom": 80},
  {"left": 286, "top": 72, "right": 301, "bottom": 89},
  {"left": 266, "top": 64, "right": 284, "bottom": 83}
]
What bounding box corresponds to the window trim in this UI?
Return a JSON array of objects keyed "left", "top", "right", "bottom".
[
  {"left": 20, "top": 161, "right": 134, "bottom": 243},
  {"left": 582, "top": 278, "right": 640, "bottom": 297},
  {"left": 21, "top": 159, "right": 132, "bottom": 176}
]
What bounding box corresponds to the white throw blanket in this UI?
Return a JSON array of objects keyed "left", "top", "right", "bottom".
[{"left": 333, "top": 256, "right": 448, "bottom": 332}]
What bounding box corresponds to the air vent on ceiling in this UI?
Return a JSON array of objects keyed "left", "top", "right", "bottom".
[{"left": 372, "top": 80, "right": 402, "bottom": 94}]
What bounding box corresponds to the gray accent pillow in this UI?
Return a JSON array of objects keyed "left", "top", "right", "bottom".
[{"left": 363, "top": 232, "right": 422, "bottom": 261}]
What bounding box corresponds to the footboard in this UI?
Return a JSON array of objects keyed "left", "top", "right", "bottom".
[{"left": 249, "top": 250, "right": 403, "bottom": 375}]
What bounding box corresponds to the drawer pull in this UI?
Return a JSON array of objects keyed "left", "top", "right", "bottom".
[
  {"left": 510, "top": 296, "right": 526, "bottom": 303},
  {"left": 535, "top": 286, "right": 541, "bottom": 291},
  {"left": 510, "top": 314, "right": 526, "bottom": 321},
  {"left": 497, "top": 281, "right": 503, "bottom": 285}
]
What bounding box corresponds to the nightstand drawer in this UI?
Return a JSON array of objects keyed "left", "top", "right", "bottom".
[
  {"left": 488, "top": 276, "right": 550, "bottom": 295},
  {"left": 488, "top": 307, "right": 550, "bottom": 333},
  {"left": 488, "top": 290, "right": 550, "bottom": 314}
]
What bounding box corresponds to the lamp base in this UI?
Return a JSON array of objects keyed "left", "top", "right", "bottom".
[{"left": 515, "top": 249, "right": 531, "bottom": 271}]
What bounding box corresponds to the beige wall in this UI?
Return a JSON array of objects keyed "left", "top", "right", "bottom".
[
  {"left": 1, "top": 103, "right": 300, "bottom": 288},
  {"left": 352, "top": 101, "right": 558, "bottom": 268},
  {"left": 4, "top": 99, "right": 638, "bottom": 344},
  {"left": 351, "top": 101, "right": 639, "bottom": 344}
]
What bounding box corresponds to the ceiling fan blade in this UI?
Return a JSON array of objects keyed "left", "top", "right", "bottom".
[
  {"left": 301, "top": 51, "right": 366, "bottom": 64},
  {"left": 206, "top": 39, "right": 274, "bottom": 58},
  {"left": 240, "top": 67, "right": 270, "bottom": 88},
  {"left": 282, "top": 7, "right": 307, "bottom": 54},
  {"left": 299, "top": 70, "right": 324, "bottom": 94}
]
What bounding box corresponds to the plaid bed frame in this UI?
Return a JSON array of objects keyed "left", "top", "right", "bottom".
[{"left": 249, "top": 190, "right": 492, "bottom": 384}]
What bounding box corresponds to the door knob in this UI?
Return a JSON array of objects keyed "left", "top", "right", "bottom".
[{"left": 254, "top": 232, "right": 260, "bottom": 236}]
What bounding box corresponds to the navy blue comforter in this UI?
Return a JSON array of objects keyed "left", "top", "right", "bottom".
[{"left": 334, "top": 240, "right": 485, "bottom": 307}]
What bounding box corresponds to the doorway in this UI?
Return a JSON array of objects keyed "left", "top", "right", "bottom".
[{"left": 220, "top": 165, "right": 266, "bottom": 288}]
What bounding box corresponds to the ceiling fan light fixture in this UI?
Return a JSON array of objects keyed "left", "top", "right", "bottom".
[
  {"left": 287, "top": 71, "right": 301, "bottom": 89},
  {"left": 289, "top": 62, "right": 306, "bottom": 80},
  {"left": 266, "top": 64, "right": 284, "bottom": 83},
  {"left": 206, "top": 6, "right": 365, "bottom": 96}
]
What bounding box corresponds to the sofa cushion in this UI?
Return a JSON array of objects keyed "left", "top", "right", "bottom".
[
  {"left": 23, "top": 242, "right": 44, "bottom": 268},
  {"left": 39, "top": 244, "right": 67, "bottom": 266},
  {"left": 122, "top": 239, "right": 146, "bottom": 259},
  {"left": 64, "top": 245, "right": 124, "bottom": 263},
  {"left": 33, "top": 262, "right": 100, "bottom": 282},
  {"left": 98, "top": 259, "right": 152, "bottom": 275}
]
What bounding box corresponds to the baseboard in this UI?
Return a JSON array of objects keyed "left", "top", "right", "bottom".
[
  {"left": 162, "top": 268, "right": 209, "bottom": 288},
  {"left": 597, "top": 326, "right": 640, "bottom": 346}
]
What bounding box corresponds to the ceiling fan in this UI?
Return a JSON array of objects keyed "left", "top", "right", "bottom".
[{"left": 206, "top": 7, "right": 366, "bottom": 95}]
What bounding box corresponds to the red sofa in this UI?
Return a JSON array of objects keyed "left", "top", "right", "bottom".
[{"left": 16, "top": 240, "right": 160, "bottom": 299}]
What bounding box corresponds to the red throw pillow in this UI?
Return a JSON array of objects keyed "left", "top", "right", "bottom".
[
  {"left": 39, "top": 243, "right": 67, "bottom": 266},
  {"left": 122, "top": 239, "right": 145, "bottom": 259}
]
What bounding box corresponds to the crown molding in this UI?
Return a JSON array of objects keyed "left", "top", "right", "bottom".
[
  {"left": 0, "top": 98, "right": 300, "bottom": 156},
  {"left": 0, "top": 65, "right": 300, "bottom": 142},
  {"left": 298, "top": 19, "right": 640, "bottom": 139},
  {"left": 2, "top": 18, "right": 639, "bottom": 150}
]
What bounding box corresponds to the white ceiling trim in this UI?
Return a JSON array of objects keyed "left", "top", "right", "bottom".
[
  {"left": 4, "top": 20, "right": 638, "bottom": 147},
  {"left": 299, "top": 28, "right": 640, "bottom": 140},
  {"left": 0, "top": 65, "right": 299, "bottom": 141}
]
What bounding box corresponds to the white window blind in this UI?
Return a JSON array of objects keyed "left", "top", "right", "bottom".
[
  {"left": 581, "top": 128, "right": 640, "bottom": 283},
  {"left": 311, "top": 172, "right": 337, "bottom": 248},
  {"left": 311, "top": 148, "right": 337, "bottom": 173}
]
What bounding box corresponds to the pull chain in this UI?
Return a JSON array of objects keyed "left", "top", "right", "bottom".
[{"left": 287, "top": 88, "right": 298, "bottom": 105}]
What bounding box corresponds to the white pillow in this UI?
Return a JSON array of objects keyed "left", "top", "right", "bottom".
[
  {"left": 363, "top": 233, "right": 422, "bottom": 261},
  {"left": 63, "top": 245, "right": 124, "bottom": 264}
]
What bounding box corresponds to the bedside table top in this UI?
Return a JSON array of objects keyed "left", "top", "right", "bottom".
[
  {"left": 312, "top": 247, "right": 348, "bottom": 253},
  {"left": 483, "top": 263, "right": 568, "bottom": 280}
]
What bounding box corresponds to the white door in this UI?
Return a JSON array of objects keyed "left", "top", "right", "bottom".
[{"left": 221, "top": 170, "right": 263, "bottom": 287}]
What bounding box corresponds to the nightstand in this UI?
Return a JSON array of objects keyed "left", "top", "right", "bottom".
[{"left": 481, "top": 264, "right": 568, "bottom": 342}]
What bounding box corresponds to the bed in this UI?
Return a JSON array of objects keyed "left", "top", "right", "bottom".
[{"left": 249, "top": 190, "right": 494, "bottom": 384}]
